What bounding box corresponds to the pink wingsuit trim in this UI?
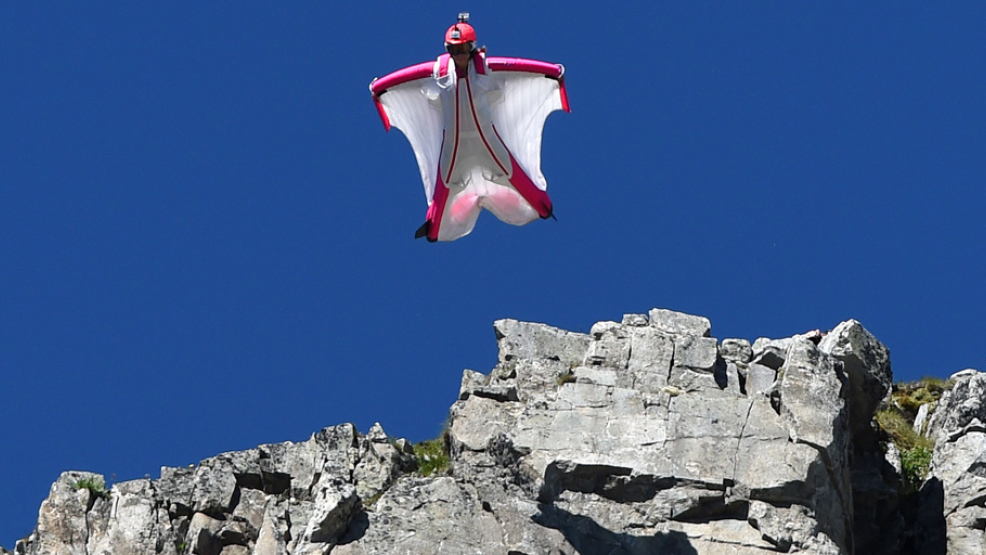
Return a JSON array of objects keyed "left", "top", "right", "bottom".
[
  {"left": 444, "top": 80, "right": 462, "bottom": 183},
  {"left": 472, "top": 53, "right": 487, "bottom": 75},
  {"left": 558, "top": 78, "right": 571, "bottom": 113},
  {"left": 437, "top": 54, "right": 451, "bottom": 78},
  {"left": 373, "top": 95, "right": 391, "bottom": 131},
  {"left": 506, "top": 152, "right": 553, "bottom": 219},
  {"left": 426, "top": 172, "right": 450, "bottom": 242},
  {"left": 370, "top": 61, "right": 435, "bottom": 94},
  {"left": 486, "top": 57, "right": 564, "bottom": 78},
  {"left": 370, "top": 62, "right": 435, "bottom": 131},
  {"left": 437, "top": 52, "right": 485, "bottom": 77}
]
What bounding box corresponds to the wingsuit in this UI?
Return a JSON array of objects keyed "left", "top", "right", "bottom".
[{"left": 370, "top": 14, "right": 570, "bottom": 241}]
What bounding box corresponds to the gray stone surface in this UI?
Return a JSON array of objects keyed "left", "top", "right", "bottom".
[
  {"left": 447, "top": 310, "right": 867, "bottom": 554},
  {"left": 743, "top": 361, "right": 777, "bottom": 396},
  {"left": 924, "top": 371, "right": 986, "bottom": 555},
  {"left": 721, "top": 338, "right": 753, "bottom": 363},
  {"left": 17, "top": 309, "right": 967, "bottom": 555},
  {"left": 333, "top": 477, "right": 503, "bottom": 555},
  {"left": 817, "top": 319, "right": 892, "bottom": 437},
  {"left": 494, "top": 319, "right": 591, "bottom": 367},
  {"left": 15, "top": 423, "right": 415, "bottom": 555},
  {"left": 926, "top": 371, "right": 986, "bottom": 442},
  {"left": 649, "top": 308, "right": 712, "bottom": 337},
  {"left": 27, "top": 471, "right": 100, "bottom": 555}
]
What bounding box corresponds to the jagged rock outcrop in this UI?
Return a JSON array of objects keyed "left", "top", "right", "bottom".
[
  {"left": 14, "top": 423, "right": 415, "bottom": 555},
  {"left": 447, "top": 311, "right": 890, "bottom": 554},
  {"left": 922, "top": 369, "right": 986, "bottom": 555},
  {"left": 16, "top": 308, "right": 976, "bottom": 555},
  {"left": 817, "top": 321, "right": 900, "bottom": 555}
]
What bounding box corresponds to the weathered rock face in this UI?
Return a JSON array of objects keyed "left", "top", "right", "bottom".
[
  {"left": 448, "top": 311, "right": 873, "bottom": 554},
  {"left": 14, "top": 309, "right": 953, "bottom": 555},
  {"left": 922, "top": 370, "right": 986, "bottom": 555},
  {"left": 817, "top": 321, "right": 899, "bottom": 555},
  {"left": 14, "top": 423, "right": 416, "bottom": 555}
]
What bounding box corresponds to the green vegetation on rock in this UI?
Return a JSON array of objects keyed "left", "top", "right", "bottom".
[
  {"left": 893, "top": 376, "right": 950, "bottom": 416},
  {"left": 875, "top": 376, "right": 951, "bottom": 493},
  {"left": 414, "top": 433, "right": 451, "bottom": 478},
  {"left": 876, "top": 406, "right": 934, "bottom": 490},
  {"left": 900, "top": 446, "right": 933, "bottom": 489},
  {"left": 72, "top": 476, "right": 110, "bottom": 500}
]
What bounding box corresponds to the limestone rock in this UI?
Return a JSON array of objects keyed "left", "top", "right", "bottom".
[
  {"left": 742, "top": 361, "right": 777, "bottom": 396},
  {"left": 191, "top": 463, "right": 238, "bottom": 516},
  {"left": 16, "top": 309, "right": 941, "bottom": 555},
  {"left": 672, "top": 335, "right": 718, "bottom": 373},
  {"left": 627, "top": 326, "right": 675, "bottom": 392},
  {"left": 926, "top": 371, "right": 986, "bottom": 442},
  {"left": 332, "top": 477, "right": 503, "bottom": 555},
  {"left": 447, "top": 310, "right": 862, "bottom": 554},
  {"left": 649, "top": 307, "right": 712, "bottom": 337},
  {"left": 914, "top": 402, "right": 934, "bottom": 436},
  {"left": 352, "top": 423, "right": 416, "bottom": 501},
  {"left": 254, "top": 500, "right": 290, "bottom": 555},
  {"left": 494, "top": 318, "right": 590, "bottom": 367},
  {"left": 721, "top": 338, "right": 753, "bottom": 363},
  {"left": 301, "top": 477, "right": 358, "bottom": 545},
  {"left": 88, "top": 479, "right": 178, "bottom": 555},
  {"left": 26, "top": 471, "right": 102, "bottom": 555},
  {"left": 818, "top": 319, "right": 892, "bottom": 437},
  {"left": 187, "top": 512, "right": 224, "bottom": 555},
  {"left": 925, "top": 370, "right": 986, "bottom": 555},
  {"left": 751, "top": 337, "right": 793, "bottom": 371},
  {"left": 621, "top": 312, "right": 649, "bottom": 326},
  {"left": 15, "top": 423, "right": 413, "bottom": 555}
]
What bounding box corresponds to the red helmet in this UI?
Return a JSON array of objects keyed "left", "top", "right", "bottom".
[{"left": 444, "top": 22, "right": 476, "bottom": 46}]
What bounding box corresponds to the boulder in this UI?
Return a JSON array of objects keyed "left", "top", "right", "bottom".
[
  {"left": 494, "top": 319, "right": 591, "bottom": 367},
  {"left": 648, "top": 308, "right": 712, "bottom": 337}
]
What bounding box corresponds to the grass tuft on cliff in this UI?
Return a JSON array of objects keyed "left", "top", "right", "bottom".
[
  {"left": 875, "top": 376, "right": 951, "bottom": 493},
  {"left": 72, "top": 476, "right": 110, "bottom": 500},
  {"left": 892, "top": 376, "right": 951, "bottom": 417},
  {"left": 414, "top": 431, "right": 451, "bottom": 477},
  {"left": 876, "top": 406, "right": 934, "bottom": 492}
]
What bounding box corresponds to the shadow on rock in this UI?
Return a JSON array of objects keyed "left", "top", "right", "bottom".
[
  {"left": 534, "top": 504, "right": 698, "bottom": 555},
  {"left": 902, "top": 477, "right": 946, "bottom": 555},
  {"left": 337, "top": 509, "right": 369, "bottom": 545}
]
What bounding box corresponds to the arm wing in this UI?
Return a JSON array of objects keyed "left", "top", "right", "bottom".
[
  {"left": 370, "top": 63, "right": 444, "bottom": 204},
  {"left": 486, "top": 57, "right": 570, "bottom": 192}
]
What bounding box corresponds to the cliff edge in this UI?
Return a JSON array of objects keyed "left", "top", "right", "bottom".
[{"left": 11, "top": 308, "right": 983, "bottom": 554}]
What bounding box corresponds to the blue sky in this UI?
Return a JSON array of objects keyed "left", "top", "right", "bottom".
[{"left": 2, "top": 2, "right": 984, "bottom": 546}]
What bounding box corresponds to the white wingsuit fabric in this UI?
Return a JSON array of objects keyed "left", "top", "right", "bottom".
[
  {"left": 374, "top": 77, "right": 444, "bottom": 205},
  {"left": 487, "top": 69, "right": 564, "bottom": 192},
  {"left": 372, "top": 52, "right": 567, "bottom": 241}
]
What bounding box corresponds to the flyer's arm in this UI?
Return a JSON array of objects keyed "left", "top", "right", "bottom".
[
  {"left": 485, "top": 57, "right": 570, "bottom": 192},
  {"left": 370, "top": 63, "right": 444, "bottom": 203}
]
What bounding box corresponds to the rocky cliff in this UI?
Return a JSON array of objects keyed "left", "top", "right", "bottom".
[{"left": 8, "top": 309, "right": 985, "bottom": 554}]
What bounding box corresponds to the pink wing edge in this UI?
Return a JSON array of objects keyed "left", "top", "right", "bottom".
[{"left": 369, "top": 57, "right": 569, "bottom": 130}]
